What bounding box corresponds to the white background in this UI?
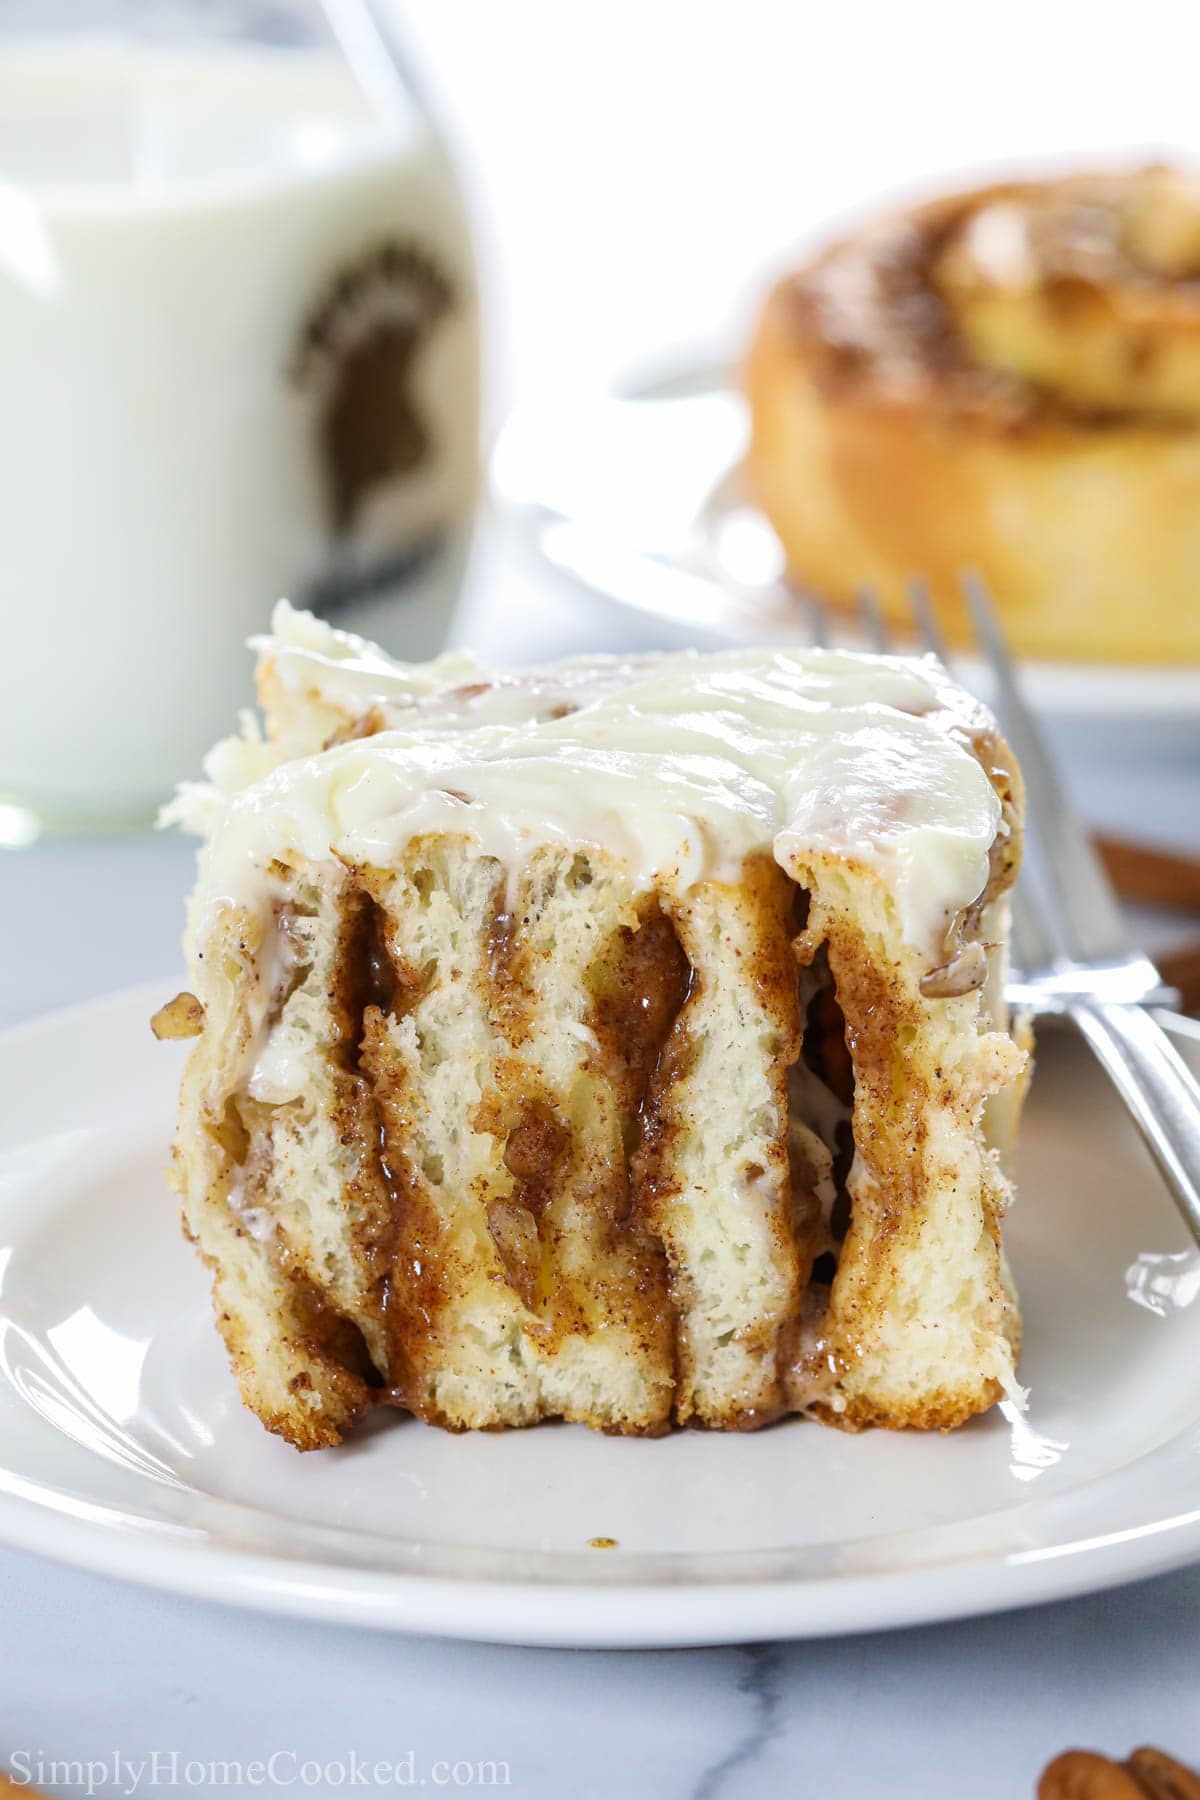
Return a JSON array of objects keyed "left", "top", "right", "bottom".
[
  {"left": 402, "top": 0, "right": 1200, "bottom": 411},
  {"left": 2, "top": 3, "right": 1200, "bottom": 1795}
]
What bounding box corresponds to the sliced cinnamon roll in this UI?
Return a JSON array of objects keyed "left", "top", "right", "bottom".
[
  {"left": 744, "top": 167, "right": 1200, "bottom": 663},
  {"left": 163, "top": 603, "right": 1028, "bottom": 1446}
]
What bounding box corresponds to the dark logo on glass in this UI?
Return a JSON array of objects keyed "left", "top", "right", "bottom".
[{"left": 290, "top": 240, "right": 455, "bottom": 608}]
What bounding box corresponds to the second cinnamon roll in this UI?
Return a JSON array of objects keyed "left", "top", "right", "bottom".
[{"left": 744, "top": 167, "right": 1200, "bottom": 663}]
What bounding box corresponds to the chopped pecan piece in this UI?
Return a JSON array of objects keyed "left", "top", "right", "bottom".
[
  {"left": 150, "top": 991, "right": 206, "bottom": 1040},
  {"left": 1127, "top": 1746, "right": 1200, "bottom": 1800},
  {"left": 322, "top": 705, "right": 387, "bottom": 750},
  {"left": 1039, "top": 1747, "right": 1200, "bottom": 1799}
]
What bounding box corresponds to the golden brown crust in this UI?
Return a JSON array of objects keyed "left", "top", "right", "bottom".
[
  {"left": 745, "top": 168, "right": 1200, "bottom": 663},
  {"left": 793, "top": 894, "right": 1005, "bottom": 1430},
  {"left": 210, "top": 1244, "right": 377, "bottom": 1451}
]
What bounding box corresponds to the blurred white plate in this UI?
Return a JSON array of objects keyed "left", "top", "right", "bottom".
[
  {"left": 2, "top": 985, "right": 1200, "bottom": 1646},
  {"left": 492, "top": 366, "right": 1200, "bottom": 726}
]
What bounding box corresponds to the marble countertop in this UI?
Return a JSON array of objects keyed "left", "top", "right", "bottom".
[{"left": 5, "top": 1559, "right": 1200, "bottom": 1799}]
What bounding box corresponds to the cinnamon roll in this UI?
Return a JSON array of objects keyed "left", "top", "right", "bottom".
[
  {"left": 163, "top": 602, "right": 1026, "bottom": 1445},
  {"left": 744, "top": 167, "right": 1200, "bottom": 663}
]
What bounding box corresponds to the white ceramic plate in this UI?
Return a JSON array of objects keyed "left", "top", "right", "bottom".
[
  {"left": 491, "top": 366, "right": 1200, "bottom": 728},
  {"left": 3, "top": 982, "right": 1200, "bottom": 1648}
]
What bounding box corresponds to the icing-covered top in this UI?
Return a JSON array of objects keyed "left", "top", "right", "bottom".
[{"left": 172, "top": 602, "right": 1008, "bottom": 958}]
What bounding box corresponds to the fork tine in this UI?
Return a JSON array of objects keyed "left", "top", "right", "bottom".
[
  {"left": 905, "top": 575, "right": 1055, "bottom": 976},
  {"left": 1009, "top": 881, "right": 1056, "bottom": 979},
  {"left": 807, "top": 593, "right": 832, "bottom": 649},
  {"left": 855, "top": 585, "right": 890, "bottom": 652},
  {"left": 792, "top": 586, "right": 831, "bottom": 648},
  {"left": 898, "top": 574, "right": 1048, "bottom": 971},
  {"left": 960, "top": 573, "right": 1129, "bottom": 967},
  {"left": 907, "top": 577, "right": 949, "bottom": 665}
]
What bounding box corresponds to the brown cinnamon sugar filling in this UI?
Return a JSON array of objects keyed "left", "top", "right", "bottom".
[{"left": 215, "top": 805, "right": 1014, "bottom": 1436}]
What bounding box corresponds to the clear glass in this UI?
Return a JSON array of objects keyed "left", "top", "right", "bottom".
[{"left": 0, "top": 0, "right": 481, "bottom": 833}]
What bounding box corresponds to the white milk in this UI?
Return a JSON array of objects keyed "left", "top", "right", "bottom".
[{"left": 0, "top": 43, "right": 480, "bottom": 822}]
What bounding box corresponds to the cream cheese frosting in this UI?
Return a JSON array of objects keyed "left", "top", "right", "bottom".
[{"left": 172, "top": 602, "right": 1006, "bottom": 960}]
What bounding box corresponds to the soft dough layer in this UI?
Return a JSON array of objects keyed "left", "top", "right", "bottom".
[{"left": 167, "top": 606, "right": 1027, "bottom": 1448}]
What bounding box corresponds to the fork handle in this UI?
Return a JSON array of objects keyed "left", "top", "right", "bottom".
[{"left": 1071, "top": 1000, "right": 1200, "bottom": 1249}]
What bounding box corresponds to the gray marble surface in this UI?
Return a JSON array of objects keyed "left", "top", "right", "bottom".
[{"left": 1, "top": 1551, "right": 1199, "bottom": 1799}]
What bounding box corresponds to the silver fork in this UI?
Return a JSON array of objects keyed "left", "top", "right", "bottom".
[{"left": 858, "top": 574, "right": 1200, "bottom": 1250}]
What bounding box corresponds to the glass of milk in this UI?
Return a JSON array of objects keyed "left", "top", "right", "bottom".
[{"left": 0, "top": 0, "right": 481, "bottom": 830}]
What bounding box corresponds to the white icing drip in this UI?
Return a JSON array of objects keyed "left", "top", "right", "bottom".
[
  {"left": 246, "top": 1026, "right": 308, "bottom": 1105},
  {"left": 178, "top": 602, "right": 1004, "bottom": 961}
]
